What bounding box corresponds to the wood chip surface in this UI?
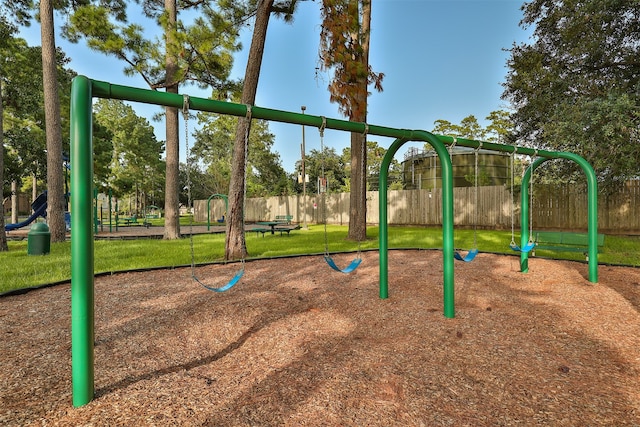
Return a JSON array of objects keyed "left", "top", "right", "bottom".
[{"left": 1, "top": 250, "right": 640, "bottom": 426}]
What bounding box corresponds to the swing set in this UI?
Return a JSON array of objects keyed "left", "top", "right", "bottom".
[
  {"left": 206, "top": 193, "right": 228, "bottom": 230},
  {"left": 69, "top": 76, "right": 599, "bottom": 407}
]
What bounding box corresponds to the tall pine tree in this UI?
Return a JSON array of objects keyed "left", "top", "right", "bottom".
[{"left": 319, "top": 0, "right": 383, "bottom": 241}]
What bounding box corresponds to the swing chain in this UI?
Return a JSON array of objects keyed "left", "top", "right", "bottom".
[
  {"left": 357, "top": 122, "right": 368, "bottom": 256},
  {"left": 528, "top": 150, "right": 538, "bottom": 241},
  {"left": 473, "top": 142, "right": 482, "bottom": 248},
  {"left": 510, "top": 148, "right": 517, "bottom": 246},
  {"left": 318, "top": 119, "right": 330, "bottom": 255},
  {"left": 448, "top": 136, "right": 457, "bottom": 158},
  {"left": 182, "top": 94, "right": 190, "bottom": 119},
  {"left": 182, "top": 94, "right": 199, "bottom": 277}
]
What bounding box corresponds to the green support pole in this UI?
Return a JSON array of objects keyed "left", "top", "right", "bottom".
[
  {"left": 424, "top": 131, "right": 456, "bottom": 318},
  {"left": 519, "top": 158, "right": 546, "bottom": 273},
  {"left": 379, "top": 131, "right": 455, "bottom": 318},
  {"left": 379, "top": 138, "right": 407, "bottom": 300},
  {"left": 561, "top": 153, "right": 599, "bottom": 283},
  {"left": 520, "top": 164, "right": 530, "bottom": 273},
  {"left": 70, "top": 75, "right": 95, "bottom": 407},
  {"left": 519, "top": 156, "right": 598, "bottom": 282}
]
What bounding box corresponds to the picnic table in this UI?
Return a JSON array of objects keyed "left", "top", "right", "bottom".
[
  {"left": 252, "top": 221, "right": 300, "bottom": 236},
  {"left": 255, "top": 221, "right": 280, "bottom": 235}
]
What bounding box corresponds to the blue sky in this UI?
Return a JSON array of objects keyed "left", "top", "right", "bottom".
[{"left": 18, "top": 0, "right": 533, "bottom": 173}]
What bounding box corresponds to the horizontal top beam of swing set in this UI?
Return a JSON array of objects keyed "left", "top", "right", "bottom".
[{"left": 86, "top": 76, "right": 562, "bottom": 159}]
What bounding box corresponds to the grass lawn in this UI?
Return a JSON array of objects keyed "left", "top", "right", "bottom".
[{"left": 1, "top": 225, "right": 638, "bottom": 294}]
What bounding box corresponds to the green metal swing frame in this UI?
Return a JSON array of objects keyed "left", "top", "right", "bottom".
[{"left": 69, "top": 76, "right": 598, "bottom": 407}]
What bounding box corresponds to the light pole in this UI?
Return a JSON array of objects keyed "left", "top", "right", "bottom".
[{"left": 301, "top": 106, "right": 308, "bottom": 229}]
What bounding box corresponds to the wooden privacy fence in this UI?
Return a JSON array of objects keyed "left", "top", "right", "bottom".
[
  {"left": 3, "top": 193, "right": 31, "bottom": 215},
  {"left": 534, "top": 181, "right": 640, "bottom": 232},
  {"left": 195, "top": 181, "right": 640, "bottom": 233},
  {"left": 194, "top": 188, "right": 509, "bottom": 228}
]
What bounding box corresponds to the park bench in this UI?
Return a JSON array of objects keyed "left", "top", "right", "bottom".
[
  {"left": 533, "top": 231, "right": 605, "bottom": 259},
  {"left": 275, "top": 215, "right": 293, "bottom": 224}
]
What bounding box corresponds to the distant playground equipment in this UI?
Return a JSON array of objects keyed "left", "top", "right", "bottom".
[
  {"left": 206, "top": 194, "right": 228, "bottom": 231},
  {"left": 5, "top": 192, "right": 48, "bottom": 232},
  {"left": 93, "top": 189, "right": 158, "bottom": 232},
  {"left": 4, "top": 191, "right": 71, "bottom": 234},
  {"left": 110, "top": 200, "right": 138, "bottom": 228},
  {"left": 69, "top": 76, "right": 598, "bottom": 407},
  {"left": 6, "top": 154, "right": 72, "bottom": 233}
]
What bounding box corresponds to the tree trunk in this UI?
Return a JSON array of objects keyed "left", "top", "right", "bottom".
[
  {"left": 347, "top": 0, "right": 371, "bottom": 242},
  {"left": 163, "top": 0, "right": 181, "bottom": 240},
  {"left": 135, "top": 182, "right": 139, "bottom": 214},
  {"left": 348, "top": 130, "right": 367, "bottom": 240},
  {"left": 32, "top": 172, "right": 37, "bottom": 202},
  {"left": 225, "top": 0, "right": 274, "bottom": 260},
  {"left": 11, "top": 181, "right": 18, "bottom": 224},
  {"left": 40, "top": 0, "right": 66, "bottom": 242},
  {"left": 0, "top": 79, "right": 8, "bottom": 251}
]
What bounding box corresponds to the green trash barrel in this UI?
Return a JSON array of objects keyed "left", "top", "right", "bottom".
[{"left": 27, "top": 222, "right": 51, "bottom": 255}]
